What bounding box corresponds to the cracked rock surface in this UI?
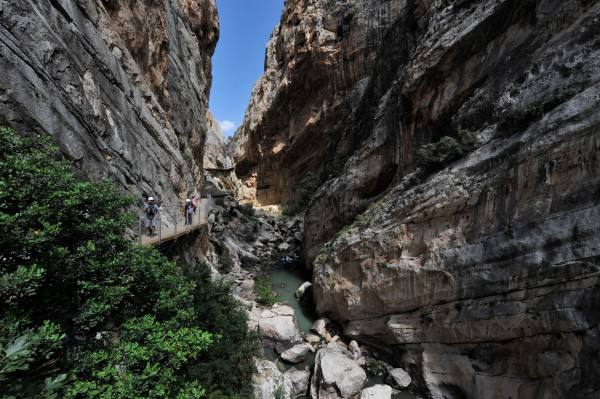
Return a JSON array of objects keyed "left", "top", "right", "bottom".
[
  {"left": 0, "top": 0, "right": 218, "bottom": 205},
  {"left": 231, "top": 0, "right": 600, "bottom": 398}
]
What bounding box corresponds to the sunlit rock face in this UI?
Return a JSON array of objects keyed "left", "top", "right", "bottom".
[
  {"left": 233, "top": 0, "right": 600, "bottom": 397},
  {"left": 231, "top": 0, "right": 407, "bottom": 207},
  {"left": 0, "top": 0, "right": 218, "bottom": 205},
  {"left": 204, "top": 111, "right": 242, "bottom": 197}
]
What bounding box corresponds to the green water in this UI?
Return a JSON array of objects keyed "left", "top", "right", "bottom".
[{"left": 268, "top": 265, "right": 316, "bottom": 333}]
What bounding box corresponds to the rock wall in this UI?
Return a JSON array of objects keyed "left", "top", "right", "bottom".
[
  {"left": 231, "top": 0, "right": 406, "bottom": 207},
  {"left": 233, "top": 0, "right": 600, "bottom": 398},
  {"left": 0, "top": 0, "right": 218, "bottom": 206},
  {"left": 204, "top": 111, "right": 242, "bottom": 197}
]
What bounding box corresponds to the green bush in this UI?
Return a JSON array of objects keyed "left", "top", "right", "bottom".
[
  {"left": 274, "top": 384, "right": 286, "bottom": 399},
  {"left": 415, "top": 136, "right": 465, "bottom": 172},
  {"left": 0, "top": 127, "right": 256, "bottom": 398},
  {"left": 254, "top": 276, "right": 278, "bottom": 306},
  {"left": 282, "top": 200, "right": 305, "bottom": 216},
  {"left": 282, "top": 172, "right": 319, "bottom": 216},
  {"left": 185, "top": 266, "right": 259, "bottom": 399},
  {"left": 66, "top": 316, "right": 213, "bottom": 399}
]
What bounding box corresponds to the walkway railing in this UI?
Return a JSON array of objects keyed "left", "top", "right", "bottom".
[{"left": 136, "top": 198, "right": 212, "bottom": 246}]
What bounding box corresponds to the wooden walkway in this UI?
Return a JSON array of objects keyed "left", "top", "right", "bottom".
[{"left": 139, "top": 198, "right": 211, "bottom": 246}]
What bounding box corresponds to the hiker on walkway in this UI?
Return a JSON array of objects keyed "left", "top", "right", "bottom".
[
  {"left": 184, "top": 198, "right": 194, "bottom": 226},
  {"left": 191, "top": 195, "right": 199, "bottom": 214},
  {"left": 144, "top": 197, "right": 159, "bottom": 236}
]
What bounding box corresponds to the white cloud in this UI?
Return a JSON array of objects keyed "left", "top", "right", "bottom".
[{"left": 218, "top": 120, "right": 237, "bottom": 136}]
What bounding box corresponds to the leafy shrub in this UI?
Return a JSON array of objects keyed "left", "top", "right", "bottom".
[
  {"left": 254, "top": 276, "right": 278, "bottom": 306},
  {"left": 274, "top": 384, "right": 286, "bottom": 399},
  {"left": 282, "top": 200, "right": 306, "bottom": 216},
  {"left": 283, "top": 172, "right": 319, "bottom": 216},
  {"left": 415, "top": 136, "right": 465, "bottom": 172},
  {"left": 185, "top": 265, "right": 259, "bottom": 399},
  {"left": 0, "top": 127, "right": 256, "bottom": 398},
  {"left": 67, "top": 316, "right": 213, "bottom": 399}
]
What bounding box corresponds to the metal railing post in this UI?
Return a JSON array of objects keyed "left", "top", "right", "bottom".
[
  {"left": 174, "top": 211, "right": 177, "bottom": 237},
  {"left": 158, "top": 217, "right": 162, "bottom": 245}
]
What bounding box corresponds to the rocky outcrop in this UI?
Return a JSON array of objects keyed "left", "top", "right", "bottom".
[
  {"left": 281, "top": 343, "right": 311, "bottom": 363},
  {"left": 231, "top": 0, "right": 406, "bottom": 207},
  {"left": 232, "top": 0, "right": 600, "bottom": 398},
  {"left": 361, "top": 385, "right": 392, "bottom": 399},
  {"left": 0, "top": 0, "right": 218, "bottom": 206},
  {"left": 311, "top": 341, "right": 367, "bottom": 398},
  {"left": 253, "top": 358, "right": 310, "bottom": 399},
  {"left": 252, "top": 358, "right": 291, "bottom": 399},
  {"left": 248, "top": 304, "right": 303, "bottom": 345},
  {"left": 203, "top": 111, "right": 242, "bottom": 197}
]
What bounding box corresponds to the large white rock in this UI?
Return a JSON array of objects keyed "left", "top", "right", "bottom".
[
  {"left": 361, "top": 385, "right": 393, "bottom": 399},
  {"left": 278, "top": 242, "right": 291, "bottom": 251},
  {"left": 389, "top": 368, "right": 412, "bottom": 388},
  {"left": 248, "top": 304, "right": 302, "bottom": 344},
  {"left": 311, "top": 342, "right": 367, "bottom": 398},
  {"left": 305, "top": 333, "right": 321, "bottom": 344},
  {"left": 295, "top": 281, "right": 312, "bottom": 299},
  {"left": 281, "top": 343, "right": 311, "bottom": 363}
]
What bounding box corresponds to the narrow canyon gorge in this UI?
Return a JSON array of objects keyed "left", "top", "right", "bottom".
[
  {"left": 232, "top": 0, "right": 600, "bottom": 398},
  {"left": 1, "top": 0, "right": 600, "bottom": 399}
]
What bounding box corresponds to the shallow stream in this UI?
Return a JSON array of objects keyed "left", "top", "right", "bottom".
[
  {"left": 264, "top": 263, "right": 416, "bottom": 398},
  {"left": 268, "top": 265, "right": 316, "bottom": 333}
]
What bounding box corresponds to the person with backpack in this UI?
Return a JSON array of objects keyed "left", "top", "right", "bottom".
[
  {"left": 144, "top": 197, "right": 159, "bottom": 236},
  {"left": 184, "top": 198, "right": 194, "bottom": 226}
]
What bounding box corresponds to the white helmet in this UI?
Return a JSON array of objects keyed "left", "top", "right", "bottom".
[
  {"left": 148, "top": 197, "right": 154, "bottom": 201},
  {"left": 186, "top": 199, "right": 191, "bottom": 203}
]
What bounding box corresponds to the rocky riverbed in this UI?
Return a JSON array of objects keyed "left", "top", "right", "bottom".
[{"left": 201, "top": 193, "right": 419, "bottom": 398}]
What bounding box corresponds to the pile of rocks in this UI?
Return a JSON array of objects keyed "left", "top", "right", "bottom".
[
  {"left": 201, "top": 196, "right": 304, "bottom": 303},
  {"left": 250, "top": 311, "right": 415, "bottom": 399}
]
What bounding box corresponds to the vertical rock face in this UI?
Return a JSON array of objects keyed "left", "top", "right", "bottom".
[
  {"left": 0, "top": 0, "right": 219, "bottom": 205},
  {"left": 233, "top": 0, "right": 600, "bottom": 398},
  {"left": 203, "top": 111, "right": 241, "bottom": 197},
  {"left": 232, "top": 0, "right": 406, "bottom": 207}
]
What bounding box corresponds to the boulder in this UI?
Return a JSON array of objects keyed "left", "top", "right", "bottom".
[
  {"left": 311, "top": 317, "right": 330, "bottom": 337},
  {"left": 285, "top": 368, "right": 310, "bottom": 397},
  {"left": 349, "top": 340, "right": 361, "bottom": 359},
  {"left": 361, "top": 385, "right": 393, "bottom": 399},
  {"left": 305, "top": 334, "right": 321, "bottom": 344},
  {"left": 278, "top": 242, "right": 291, "bottom": 251},
  {"left": 248, "top": 304, "right": 302, "bottom": 344},
  {"left": 388, "top": 368, "right": 412, "bottom": 388},
  {"left": 252, "top": 358, "right": 290, "bottom": 399},
  {"left": 311, "top": 342, "right": 367, "bottom": 398},
  {"left": 281, "top": 343, "right": 311, "bottom": 364},
  {"left": 295, "top": 281, "right": 312, "bottom": 300}
]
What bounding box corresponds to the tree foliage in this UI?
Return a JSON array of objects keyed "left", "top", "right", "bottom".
[
  {"left": 0, "top": 127, "right": 257, "bottom": 398},
  {"left": 415, "top": 136, "right": 465, "bottom": 172}
]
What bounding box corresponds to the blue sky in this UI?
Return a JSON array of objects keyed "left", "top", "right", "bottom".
[{"left": 210, "top": 0, "right": 284, "bottom": 137}]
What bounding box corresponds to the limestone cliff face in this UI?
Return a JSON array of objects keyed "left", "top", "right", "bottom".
[
  {"left": 0, "top": 0, "right": 218, "bottom": 206},
  {"left": 232, "top": 0, "right": 405, "bottom": 207},
  {"left": 234, "top": 0, "right": 600, "bottom": 398},
  {"left": 203, "top": 111, "right": 241, "bottom": 197}
]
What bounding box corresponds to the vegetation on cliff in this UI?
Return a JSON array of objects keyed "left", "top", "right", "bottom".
[{"left": 0, "top": 128, "right": 256, "bottom": 398}]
